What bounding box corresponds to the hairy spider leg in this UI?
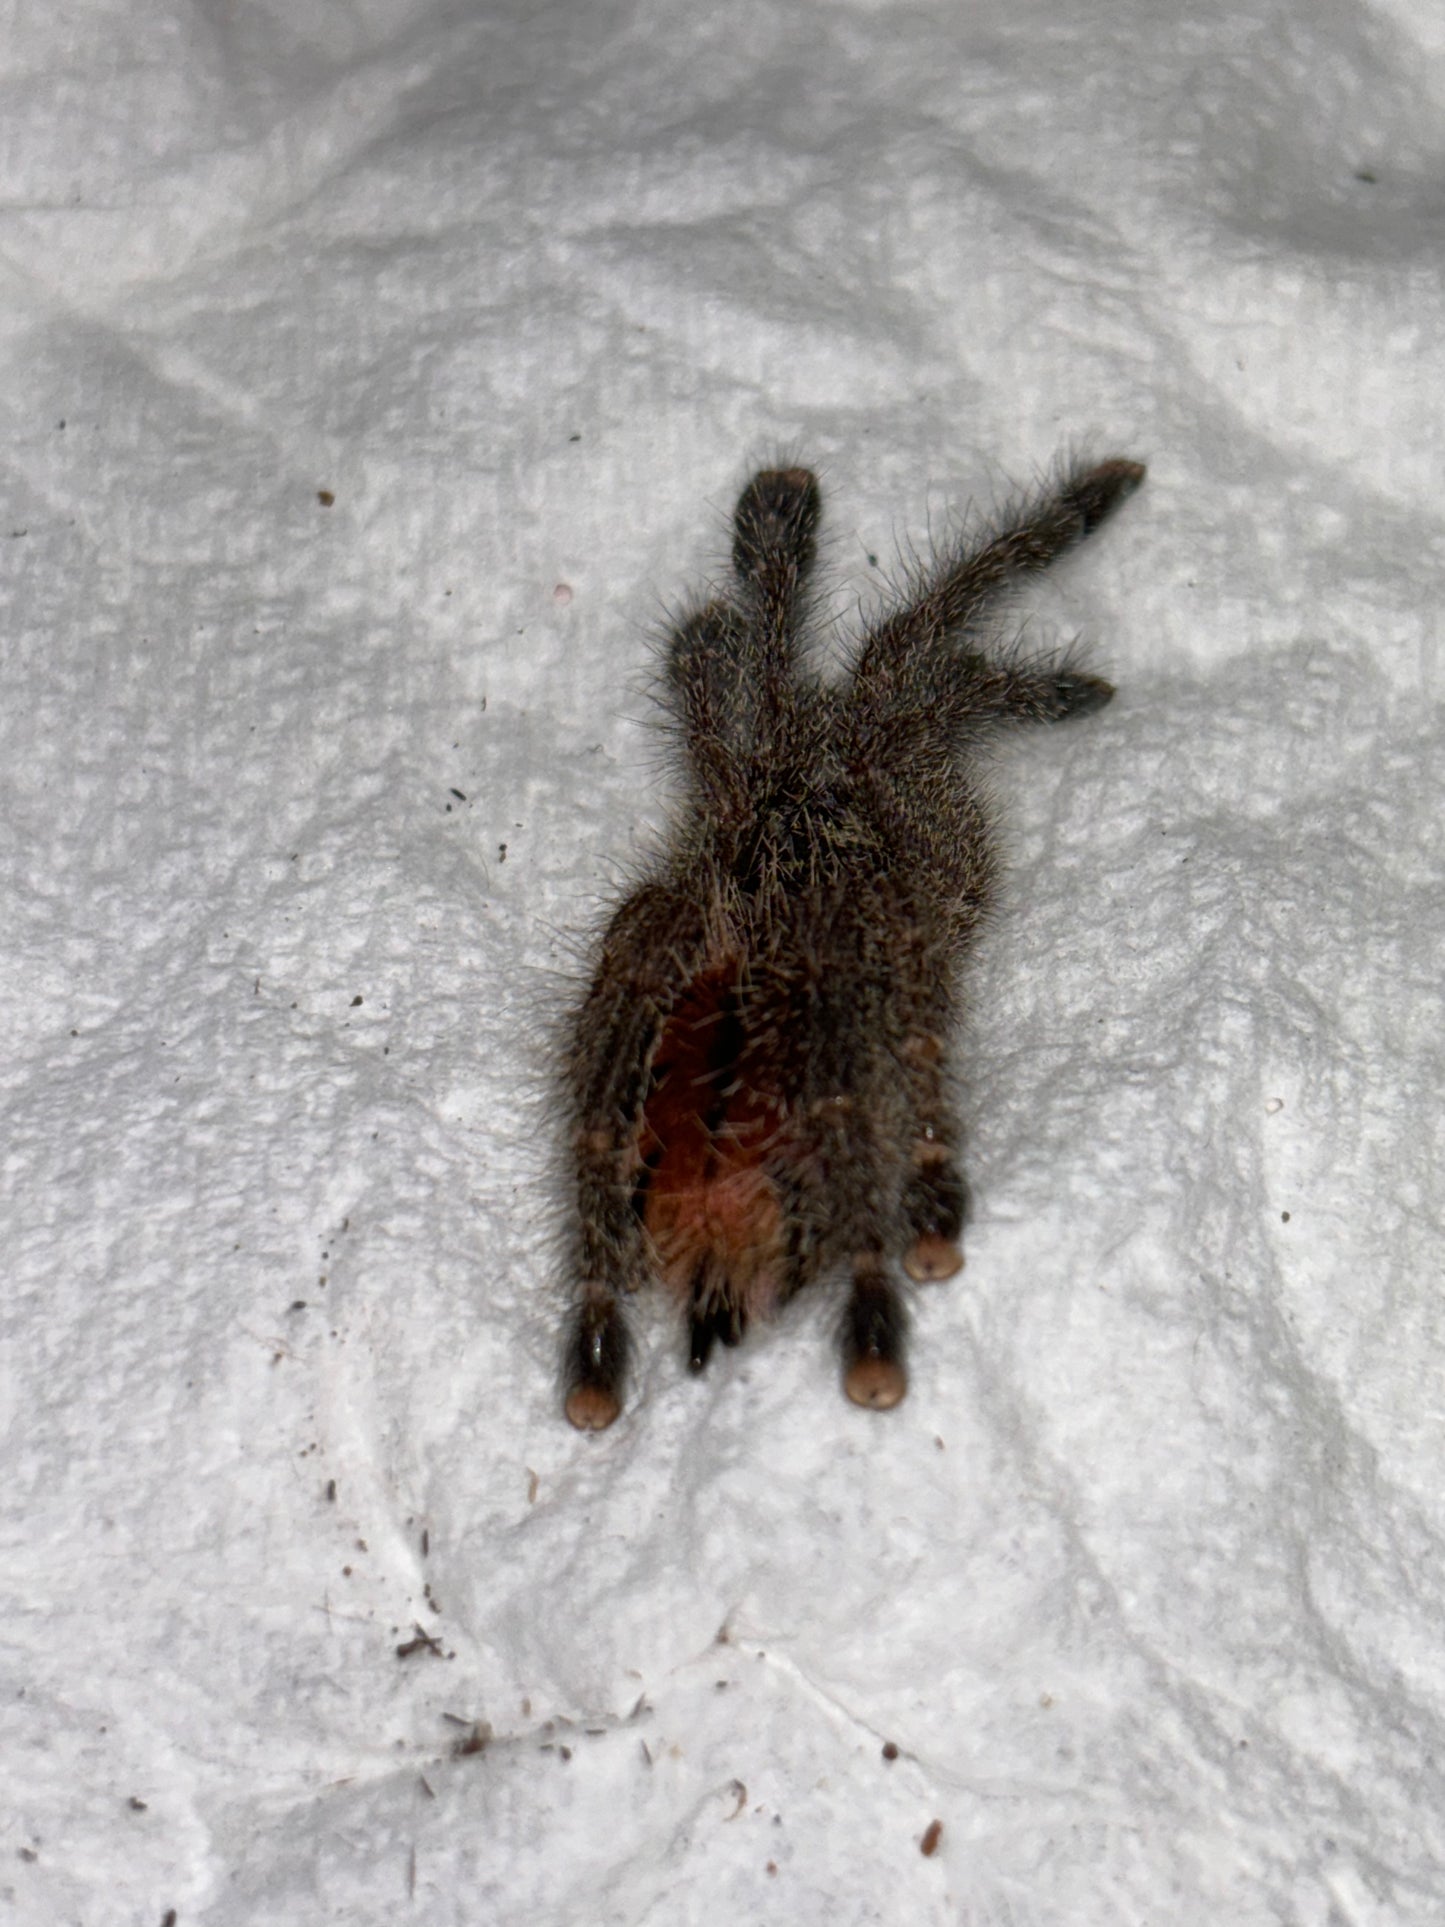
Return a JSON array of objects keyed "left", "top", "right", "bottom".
[
  {"left": 665, "top": 604, "right": 753, "bottom": 823},
  {"left": 663, "top": 468, "right": 823, "bottom": 821},
  {"left": 563, "top": 879, "right": 710, "bottom": 1430},
  {"left": 749, "top": 881, "right": 924, "bottom": 1410},
  {"left": 896, "top": 1021, "right": 969, "bottom": 1284},
  {"left": 847, "top": 458, "right": 1144, "bottom": 752},
  {"left": 729, "top": 466, "right": 821, "bottom": 730}
]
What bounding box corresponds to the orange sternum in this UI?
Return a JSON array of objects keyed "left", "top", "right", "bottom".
[{"left": 640, "top": 968, "right": 785, "bottom": 1311}]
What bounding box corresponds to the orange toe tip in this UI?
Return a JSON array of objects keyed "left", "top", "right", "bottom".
[
  {"left": 845, "top": 1357, "right": 908, "bottom": 1411},
  {"left": 903, "top": 1236, "right": 964, "bottom": 1283},
  {"left": 565, "top": 1384, "right": 621, "bottom": 1431}
]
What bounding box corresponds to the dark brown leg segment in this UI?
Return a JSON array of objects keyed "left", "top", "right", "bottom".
[
  {"left": 902, "top": 1143, "right": 968, "bottom": 1283},
  {"left": 564, "top": 1284, "right": 631, "bottom": 1432},
  {"left": 895, "top": 1022, "right": 967, "bottom": 1285},
  {"left": 688, "top": 1296, "right": 747, "bottom": 1374},
  {"left": 842, "top": 1262, "right": 909, "bottom": 1410}
]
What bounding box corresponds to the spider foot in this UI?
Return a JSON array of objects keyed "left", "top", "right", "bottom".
[
  {"left": 842, "top": 1266, "right": 908, "bottom": 1411},
  {"left": 1067, "top": 458, "right": 1147, "bottom": 533},
  {"left": 688, "top": 1299, "right": 747, "bottom": 1374},
  {"left": 563, "top": 1287, "right": 629, "bottom": 1431},
  {"left": 565, "top": 1382, "right": 622, "bottom": 1431},
  {"left": 903, "top": 1234, "right": 964, "bottom": 1283}
]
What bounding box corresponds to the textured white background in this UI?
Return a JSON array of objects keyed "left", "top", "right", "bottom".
[{"left": 2, "top": 2, "right": 1443, "bottom": 1922}]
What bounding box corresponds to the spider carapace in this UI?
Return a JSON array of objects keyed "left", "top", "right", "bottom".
[{"left": 561, "top": 454, "right": 1144, "bottom": 1430}]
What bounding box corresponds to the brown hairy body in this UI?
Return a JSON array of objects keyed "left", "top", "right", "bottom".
[{"left": 562, "top": 454, "right": 1144, "bottom": 1430}]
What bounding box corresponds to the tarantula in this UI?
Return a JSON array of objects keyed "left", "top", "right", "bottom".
[{"left": 561, "top": 449, "right": 1144, "bottom": 1429}]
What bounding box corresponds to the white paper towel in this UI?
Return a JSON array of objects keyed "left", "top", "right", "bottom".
[{"left": 2, "top": 3, "right": 1442, "bottom": 1921}]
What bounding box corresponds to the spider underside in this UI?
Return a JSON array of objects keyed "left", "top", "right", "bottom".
[{"left": 561, "top": 449, "right": 1144, "bottom": 1429}]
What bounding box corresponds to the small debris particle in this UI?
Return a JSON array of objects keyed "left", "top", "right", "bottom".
[
  {"left": 421, "top": 1528, "right": 429, "bottom": 1557},
  {"left": 341, "top": 1565, "right": 352, "bottom": 1577},
  {"left": 350, "top": 994, "right": 363, "bottom": 1007},
  {"left": 408, "top": 1844, "right": 417, "bottom": 1897},
  {"left": 1281, "top": 1211, "right": 1291, "bottom": 1223},
  {"left": 1354, "top": 167, "right": 1378, "bottom": 184},
  {"left": 289, "top": 1299, "right": 307, "bottom": 1313},
  {"left": 526, "top": 1468, "right": 539, "bottom": 1504},
  {"left": 521, "top": 1697, "right": 531, "bottom": 1717},
  {"left": 498, "top": 843, "right": 508, "bottom": 862},
  {"left": 882, "top": 1741, "right": 899, "bottom": 1762},
  {"left": 397, "top": 1624, "right": 445, "bottom": 1660},
  {"left": 553, "top": 581, "right": 574, "bottom": 605},
  {"left": 1039, "top": 1693, "right": 1054, "bottom": 1709},
  {"left": 419, "top": 1776, "right": 435, "bottom": 1800},
  {"left": 1265, "top": 1097, "right": 1284, "bottom": 1114},
  {"left": 921, "top": 1819, "right": 943, "bottom": 1857},
  {"left": 727, "top": 1780, "right": 747, "bottom": 1819},
  {"left": 766, "top": 1860, "right": 778, "bottom": 1875},
  {"left": 558, "top": 1745, "right": 572, "bottom": 1761},
  {"left": 453, "top": 1722, "right": 492, "bottom": 1758},
  {"left": 317, "top": 489, "right": 335, "bottom": 506},
  {"left": 449, "top": 787, "right": 466, "bottom": 802},
  {"left": 325, "top": 1480, "right": 337, "bottom": 1503},
  {"left": 569, "top": 432, "right": 582, "bottom": 442},
  {"left": 640, "top": 1740, "right": 653, "bottom": 1766},
  {"left": 163, "top": 1913, "right": 177, "bottom": 1927},
  {"left": 129, "top": 1796, "right": 148, "bottom": 1810},
  {"left": 19, "top": 1846, "right": 38, "bottom": 1862},
  {"left": 867, "top": 552, "right": 879, "bottom": 567}
]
